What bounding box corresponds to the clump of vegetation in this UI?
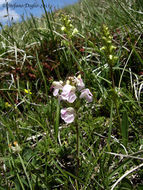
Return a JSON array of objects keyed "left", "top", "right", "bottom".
[{"left": 0, "top": 0, "right": 143, "bottom": 189}]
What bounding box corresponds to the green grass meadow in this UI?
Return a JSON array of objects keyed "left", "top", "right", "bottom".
[{"left": 0, "top": 0, "right": 143, "bottom": 189}]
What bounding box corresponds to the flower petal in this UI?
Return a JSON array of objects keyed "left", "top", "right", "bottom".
[
  {"left": 74, "top": 75, "right": 85, "bottom": 91},
  {"left": 61, "top": 108, "right": 67, "bottom": 115},
  {"left": 53, "top": 89, "right": 59, "bottom": 96},
  {"left": 61, "top": 84, "right": 76, "bottom": 103},
  {"left": 61, "top": 107, "right": 75, "bottom": 124},
  {"left": 64, "top": 114, "right": 75, "bottom": 124},
  {"left": 67, "top": 92, "right": 77, "bottom": 103},
  {"left": 52, "top": 81, "right": 63, "bottom": 96},
  {"left": 80, "top": 88, "right": 93, "bottom": 103}
]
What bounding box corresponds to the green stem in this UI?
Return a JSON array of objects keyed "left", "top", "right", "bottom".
[
  {"left": 75, "top": 123, "right": 80, "bottom": 188},
  {"left": 110, "top": 65, "right": 121, "bottom": 128},
  {"left": 107, "top": 100, "right": 113, "bottom": 152},
  {"left": 110, "top": 65, "right": 115, "bottom": 89},
  {"left": 76, "top": 124, "right": 80, "bottom": 170},
  {"left": 115, "top": 98, "right": 121, "bottom": 128}
]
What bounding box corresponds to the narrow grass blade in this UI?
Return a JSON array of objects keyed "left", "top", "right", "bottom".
[
  {"left": 121, "top": 110, "right": 129, "bottom": 148},
  {"left": 54, "top": 101, "right": 60, "bottom": 140},
  {"left": 41, "top": 0, "right": 54, "bottom": 40},
  {"left": 18, "top": 153, "right": 32, "bottom": 190},
  {"left": 107, "top": 100, "right": 113, "bottom": 152},
  {"left": 36, "top": 51, "right": 48, "bottom": 96}
]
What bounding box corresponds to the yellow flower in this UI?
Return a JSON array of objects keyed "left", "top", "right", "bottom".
[
  {"left": 5, "top": 102, "right": 11, "bottom": 108},
  {"left": 13, "top": 141, "right": 18, "bottom": 146},
  {"left": 24, "top": 89, "right": 32, "bottom": 94}
]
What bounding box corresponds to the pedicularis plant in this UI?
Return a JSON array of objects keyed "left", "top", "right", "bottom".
[
  {"left": 51, "top": 74, "right": 93, "bottom": 178},
  {"left": 100, "top": 25, "right": 121, "bottom": 128},
  {"left": 100, "top": 24, "right": 118, "bottom": 89},
  {"left": 60, "top": 14, "right": 78, "bottom": 46}
]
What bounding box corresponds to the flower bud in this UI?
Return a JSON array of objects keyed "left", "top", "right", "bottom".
[
  {"left": 109, "top": 54, "right": 113, "bottom": 60},
  {"left": 102, "top": 36, "right": 107, "bottom": 41},
  {"left": 61, "top": 26, "right": 66, "bottom": 31},
  {"left": 100, "top": 46, "right": 106, "bottom": 51},
  {"left": 107, "top": 40, "right": 112, "bottom": 44},
  {"left": 110, "top": 45, "right": 116, "bottom": 52},
  {"left": 72, "top": 28, "right": 78, "bottom": 36}
]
